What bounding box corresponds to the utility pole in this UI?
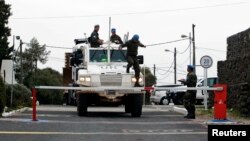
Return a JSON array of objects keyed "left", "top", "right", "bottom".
[
  {"left": 11, "top": 35, "right": 15, "bottom": 107},
  {"left": 20, "top": 40, "right": 23, "bottom": 85},
  {"left": 153, "top": 64, "right": 156, "bottom": 77},
  {"left": 192, "top": 24, "right": 196, "bottom": 74},
  {"left": 174, "top": 48, "right": 177, "bottom": 84},
  {"left": 189, "top": 32, "right": 192, "bottom": 65}
]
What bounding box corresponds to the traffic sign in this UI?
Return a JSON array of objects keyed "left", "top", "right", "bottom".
[{"left": 200, "top": 55, "right": 213, "bottom": 68}]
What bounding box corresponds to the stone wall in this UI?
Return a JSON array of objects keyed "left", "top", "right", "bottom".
[{"left": 217, "top": 28, "right": 250, "bottom": 116}]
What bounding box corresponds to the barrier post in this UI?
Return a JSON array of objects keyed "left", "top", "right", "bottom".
[
  {"left": 213, "top": 84, "right": 227, "bottom": 120},
  {"left": 32, "top": 88, "right": 37, "bottom": 121}
]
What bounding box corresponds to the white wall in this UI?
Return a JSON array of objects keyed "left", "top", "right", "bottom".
[{"left": 0, "top": 60, "right": 17, "bottom": 84}]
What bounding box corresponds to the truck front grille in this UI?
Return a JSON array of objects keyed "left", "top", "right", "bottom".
[{"left": 100, "top": 75, "right": 122, "bottom": 86}]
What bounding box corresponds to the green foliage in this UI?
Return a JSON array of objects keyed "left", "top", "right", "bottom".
[
  {"left": 15, "top": 38, "right": 50, "bottom": 83},
  {"left": 141, "top": 67, "right": 157, "bottom": 104},
  {"left": 141, "top": 67, "right": 157, "bottom": 87},
  {"left": 0, "top": 76, "right": 6, "bottom": 114},
  {"left": 34, "top": 68, "right": 63, "bottom": 104},
  {"left": 0, "top": 0, "right": 12, "bottom": 69},
  {"left": 5, "top": 84, "right": 31, "bottom": 108}
]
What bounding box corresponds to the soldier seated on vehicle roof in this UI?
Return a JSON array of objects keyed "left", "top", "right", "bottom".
[
  {"left": 110, "top": 28, "right": 123, "bottom": 44},
  {"left": 89, "top": 24, "right": 104, "bottom": 48}
]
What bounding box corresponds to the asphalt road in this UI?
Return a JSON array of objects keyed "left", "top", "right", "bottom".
[{"left": 0, "top": 105, "right": 207, "bottom": 141}]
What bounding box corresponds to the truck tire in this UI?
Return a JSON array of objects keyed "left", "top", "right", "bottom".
[
  {"left": 130, "top": 94, "right": 143, "bottom": 117},
  {"left": 125, "top": 96, "right": 132, "bottom": 113},
  {"left": 66, "top": 93, "right": 72, "bottom": 105},
  {"left": 77, "top": 94, "right": 88, "bottom": 116}
]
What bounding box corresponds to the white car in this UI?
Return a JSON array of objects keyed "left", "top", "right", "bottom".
[
  {"left": 166, "top": 77, "right": 219, "bottom": 105},
  {"left": 150, "top": 84, "right": 182, "bottom": 105}
]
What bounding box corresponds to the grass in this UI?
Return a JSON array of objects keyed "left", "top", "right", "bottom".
[
  {"left": 175, "top": 105, "right": 250, "bottom": 124},
  {"left": 196, "top": 106, "right": 250, "bottom": 124}
]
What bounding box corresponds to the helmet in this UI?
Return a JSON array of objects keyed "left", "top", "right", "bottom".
[
  {"left": 111, "top": 28, "right": 116, "bottom": 33},
  {"left": 187, "top": 65, "right": 194, "bottom": 70},
  {"left": 132, "top": 34, "right": 139, "bottom": 41}
]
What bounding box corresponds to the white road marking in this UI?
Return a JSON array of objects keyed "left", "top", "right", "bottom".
[
  {"left": 15, "top": 113, "right": 182, "bottom": 118},
  {"left": 0, "top": 118, "right": 200, "bottom": 125}
]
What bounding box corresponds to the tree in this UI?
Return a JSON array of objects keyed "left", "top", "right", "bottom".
[
  {"left": 0, "top": 0, "right": 12, "bottom": 69},
  {"left": 15, "top": 38, "right": 50, "bottom": 85},
  {"left": 141, "top": 67, "right": 157, "bottom": 87},
  {"left": 141, "top": 67, "right": 157, "bottom": 105},
  {"left": 33, "top": 68, "right": 63, "bottom": 104}
]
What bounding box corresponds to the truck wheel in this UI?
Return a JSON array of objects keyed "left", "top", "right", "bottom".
[
  {"left": 66, "top": 93, "right": 72, "bottom": 105},
  {"left": 77, "top": 94, "right": 88, "bottom": 116},
  {"left": 125, "top": 96, "right": 132, "bottom": 113},
  {"left": 131, "top": 94, "right": 143, "bottom": 117}
]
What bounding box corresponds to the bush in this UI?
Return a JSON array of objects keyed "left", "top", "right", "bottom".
[
  {"left": 0, "top": 76, "right": 6, "bottom": 114},
  {"left": 5, "top": 84, "right": 31, "bottom": 108},
  {"left": 34, "top": 68, "right": 63, "bottom": 104}
]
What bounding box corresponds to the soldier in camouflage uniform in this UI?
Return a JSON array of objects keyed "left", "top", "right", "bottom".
[
  {"left": 179, "top": 65, "right": 197, "bottom": 119},
  {"left": 119, "top": 34, "right": 146, "bottom": 87},
  {"left": 110, "top": 28, "right": 123, "bottom": 44}
]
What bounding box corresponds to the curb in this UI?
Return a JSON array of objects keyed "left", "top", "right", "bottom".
[
  {"left": 2, "top": 107, "right": 29, "bottom": 117},
  {"left": 172, "top": 106, "right": 187, "bottom": 115}
]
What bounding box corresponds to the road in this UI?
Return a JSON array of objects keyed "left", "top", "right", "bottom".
[{"left": 0, "top": 105, "right": 207, "bottom": 141}]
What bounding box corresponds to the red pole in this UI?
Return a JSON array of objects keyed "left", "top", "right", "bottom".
[
  {"left": 214, "top": 84, "right": 227, "bottom": 120},
  {"left": 32, "top": 88, "right": 37, "bottom": 121}
]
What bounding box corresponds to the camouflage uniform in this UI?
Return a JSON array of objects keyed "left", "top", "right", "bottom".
[
  {"left": 183, "top": 72, "right": 197, "bottom": 118},
  {"left": 110, "top": 34, "right": 123, "bottom": 44},
  {"left": 121, "top": 40, "right": 145, "bottom": 85}
]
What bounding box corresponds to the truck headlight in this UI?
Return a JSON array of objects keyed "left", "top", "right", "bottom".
[
  {"left": 79, "top": 76, "right": 91, "bottom": 82},
  {"left": 131, "top": 77, "right": 143, "bottom": 83},
  {"left": 79, "top": 77, "right": 85, "bottom": 82},
  {"left": 85, "top": 77, "right": 91, "bottom": 82}
]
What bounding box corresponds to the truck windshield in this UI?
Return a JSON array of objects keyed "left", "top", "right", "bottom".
[
  {"left": 90, "top": 50, "right": 107, "bottom": 62},
  {"left": 110, "top": 50, "right": 127, "bottom": 62},
  {"left": 89, "top": 50, "right": 127, "bottom": 62}
]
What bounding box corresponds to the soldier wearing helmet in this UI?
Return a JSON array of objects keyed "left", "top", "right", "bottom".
[
  {"left": 179, "top": 65, "right": 197, "bottom": 119},
  {"left": 119, "top": 34, "right": 146, "bottom": 87},
  {"left": 110, "top": 28, "right": 123, "bottom": 44}
]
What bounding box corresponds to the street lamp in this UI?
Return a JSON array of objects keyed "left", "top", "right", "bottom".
[{"left": 165, "top": 48, "right": 177, "bottom": 84}]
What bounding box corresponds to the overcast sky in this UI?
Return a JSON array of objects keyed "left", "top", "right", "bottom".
[{"left": 5, "top": 0, "right": 250, "bottom": 84}]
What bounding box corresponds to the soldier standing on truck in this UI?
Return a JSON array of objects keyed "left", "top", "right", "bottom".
[
  {"left": 110, "top": 28, "right": 123, "bottom": 44},
  {"left": 178, "top": 65, "right": 197, "bottom": 119},
  {"left": 119, "top": 34, "right": 146, "bottom": 87},
  {"left": 89, "top": 24, "right": 104, "bottom": 47}
]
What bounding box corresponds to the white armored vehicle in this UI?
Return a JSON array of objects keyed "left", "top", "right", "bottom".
[{"left": 64, "top": 39, "right": 144, "bottom": 117}]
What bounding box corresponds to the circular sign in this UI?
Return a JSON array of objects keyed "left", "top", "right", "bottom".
[{"left": 200, "top": 55, "right": 213, "bottom": 68}]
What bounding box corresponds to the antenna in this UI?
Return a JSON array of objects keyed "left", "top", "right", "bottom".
[{"left": 107, "top": 17, "right": 111, "bottom": 63}]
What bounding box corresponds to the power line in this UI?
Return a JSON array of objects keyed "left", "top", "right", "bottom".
[
  {"left": 45, "top": 45, "right": 72, "bottom": 50},
  {"left": 11, "top": 1, "right": 250, "bottom": 20},
  {"left": 178, "top": 43, "right": 191, "bottom": 54},
  {"left": 23, "top": 42, "right": 72, "bottom": 50},
  {"left": 156, "top": 61, "right": 174, "bottom": 80},
  {"left": 196, "top": 47, "right": 226, "bottom": 52},
  {"left": 146, "top": 38, "right": 188, "bottom": 47}
]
